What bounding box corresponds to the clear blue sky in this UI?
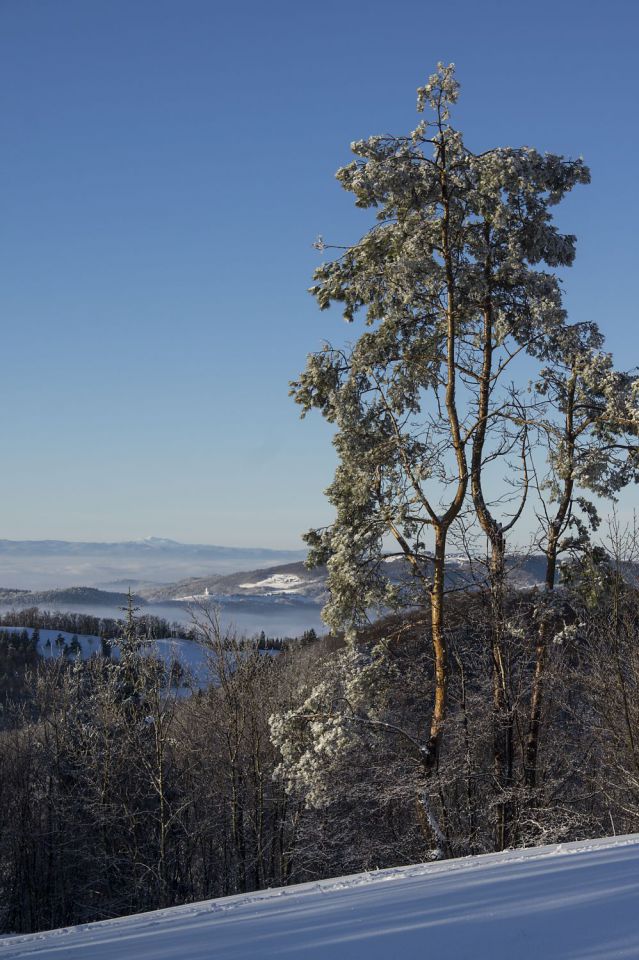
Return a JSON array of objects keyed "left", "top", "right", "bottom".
[{"left": 0, "top": 0, "right": 637, "bottom": 546}]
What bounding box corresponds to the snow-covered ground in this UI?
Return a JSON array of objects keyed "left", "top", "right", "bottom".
[
  {"left": 1, "top": 835, "right": 638, "bottom": 959},
  {"left": 177, "top": 573, "right": 317, "bottom": 601},
  {"left": 238, "top": 572, "right": 306, "bottom": 593},
  {"left": 0, "top": 626, "right": 213, "bottom": 687}
]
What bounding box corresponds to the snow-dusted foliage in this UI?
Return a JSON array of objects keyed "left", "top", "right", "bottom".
[
  {"left": 292, "top": 63, "right": 601, "bottom": 630},
  {"left": 271, "top": 628, "right": 453, "bottom": 861},
  {"left": 535, "top": 343, "right": 639, "bottom": 553},
  {"left": 272, "top": 640, "right": 415, "bottom": 807}
]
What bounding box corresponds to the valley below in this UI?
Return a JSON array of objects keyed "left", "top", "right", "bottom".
[{"left": 0, "top": 537, "right": 570, "bottom": 639}]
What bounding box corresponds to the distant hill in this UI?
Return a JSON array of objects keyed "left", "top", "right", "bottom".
[
  {"left": 143, "top": 560, "right": 328, "bottom": 604},
  {"left": 0, "top": 586, "right": 145, "bottom": 608}
]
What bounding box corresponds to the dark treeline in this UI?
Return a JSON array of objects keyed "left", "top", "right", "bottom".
[
  {"left": 0, "top": 629, "right": 39, "bottom": 710},
  {"left": 0, "top": 608, "right": 296, "bottom": 653},
  {"left": 0, "top": 607, "right": 196, "bottom": 642},
  {"left": 1, "top": 553, "right": 639, "bottom": 934}
]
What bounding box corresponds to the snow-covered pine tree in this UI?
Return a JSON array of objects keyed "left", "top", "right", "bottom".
[{"left": 287, "top": 62, "right": 593, "bottom": 854}]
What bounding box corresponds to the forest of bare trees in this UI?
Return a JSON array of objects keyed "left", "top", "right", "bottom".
[{"left": 0, "top": 536, "right": 638, "bottom": 934}]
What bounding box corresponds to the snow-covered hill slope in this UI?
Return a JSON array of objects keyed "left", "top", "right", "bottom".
[
  {"left": 0, "top": 626, "right": 215, "bottom": 688},
  {"left": 145, "top": 560, "right": 328, "bottom": 604},
  {"left": 141, "top": 553, "right": 579, "bottom": 606},
  {"left": 1, "top": 835, "right": 638, "bottom": 959}
]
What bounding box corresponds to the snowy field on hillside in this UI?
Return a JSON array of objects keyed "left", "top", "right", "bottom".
[
  {"left": 237, "top": 572, "right": 306, "bottom": 593},
  {"left": 0, "top": 626, "right": 278, "bottom": 690},
  {"left": 0, "top": 626, "right": 213, "bottom": 687},
  {"left": 1, "top": 835, "right": 638, "bottom": 959}
]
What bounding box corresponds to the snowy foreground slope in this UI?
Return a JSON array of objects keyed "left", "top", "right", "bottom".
[{"left": 1, "top": 836, "right": 638, "bottom": 960}]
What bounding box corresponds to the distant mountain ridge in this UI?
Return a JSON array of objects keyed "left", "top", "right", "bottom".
[
  {"left": 142, "top": 561, "right": 329, "bottom": 604},
  {"left": 0, "top": 537, "right": 306, "bottom": 559},
  {"left": 0, "top": 538, "right": 307, "bottom": 590},
  {"left": 0, "top": 586, "right": 145, "bottom": 608}
]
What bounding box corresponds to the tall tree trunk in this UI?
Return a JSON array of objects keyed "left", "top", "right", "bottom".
[
  {"left": 427, "top": 528, "right": 448, "bottom": 768},
  {"left": 470, "top": 279, "right": 519, "bottom": 849},
  {"left": 525, "top": 374, "right": 576, "bottom": 790},
  {"left": 524, "top": 533, "right": 558, "bottom": 789},
  {"left": 488, "top": 535, "right": 514, "bottom": 849}
]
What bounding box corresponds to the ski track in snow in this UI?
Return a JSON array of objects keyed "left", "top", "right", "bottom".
[{"left": 1, "top": 835, "right": 638, "bottom": 958}]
